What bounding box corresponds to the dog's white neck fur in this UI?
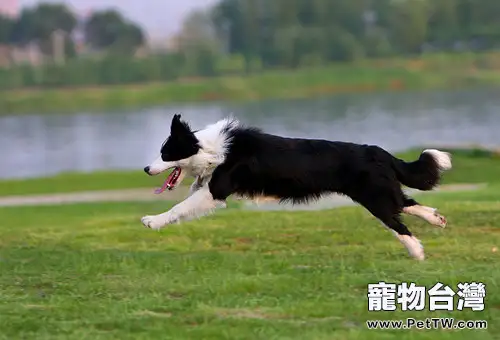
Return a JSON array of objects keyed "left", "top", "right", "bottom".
[{"left": 192, "top": 117, "right": 238, "bottom": 169}]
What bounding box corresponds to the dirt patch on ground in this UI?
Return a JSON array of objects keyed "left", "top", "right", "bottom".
[
  {"left": 210, "top": 307, "right": 344, "bottom": 325},
  {"left": 0, "top": 187, "right": 189, "bottom": 207},
  {"left": 0, "top": 183, "right": 485, "bottom": 210}
]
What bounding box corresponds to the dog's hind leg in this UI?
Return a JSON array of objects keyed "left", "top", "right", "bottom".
[
  {"left": 380, "top": 214, "right": 425, "bottom": 261},
  {"left": 354, "top": 189, "right": 425, "bottom": 261},
  {"left": 402, "top": 196, "right": 447, "bottom": 228}
]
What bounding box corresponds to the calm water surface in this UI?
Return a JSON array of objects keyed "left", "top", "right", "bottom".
[{"left": 1, "top": 89, "right": 499, "bottom": 179}]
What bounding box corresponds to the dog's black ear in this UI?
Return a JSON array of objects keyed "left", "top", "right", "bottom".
[
  {"left": 170, "top": 113, "right": 192, "bottom": 135},
  {"left": 171, "top": 114, "right": 181, "bottom": 127}
]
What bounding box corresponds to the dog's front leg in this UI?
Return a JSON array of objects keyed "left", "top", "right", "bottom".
[
  {"left": 188, "top": 176, "right": 204, "bottom": 197},
  {"left": 141, "top": 185, "right": 224, "bottom": 230}
]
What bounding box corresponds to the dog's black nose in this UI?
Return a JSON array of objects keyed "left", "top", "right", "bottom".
[{"left": 144, "top": 166, "right": 151, "bottom": 175}]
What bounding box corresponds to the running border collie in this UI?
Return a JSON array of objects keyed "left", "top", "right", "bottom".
[{"left": 142, "top": 114, "right": 452, "bottom": 261}]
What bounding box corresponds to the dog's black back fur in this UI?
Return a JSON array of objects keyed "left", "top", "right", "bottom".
[{"left": 208, "top": 125, "right": 445, "bottom": 238}]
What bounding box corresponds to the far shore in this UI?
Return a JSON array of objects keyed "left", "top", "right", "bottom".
[{"left": 1, "top": 52, "right": 500, "bottom": 115}]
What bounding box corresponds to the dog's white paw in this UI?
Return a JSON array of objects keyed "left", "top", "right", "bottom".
[
  {"left": 141, "top": 215, "right": 167, "bottom": 230},
  {"left": 410, "top": 237, "right": 425, "bottom": 261},
  {"left": 397, "top": 235, "right": 425, "bottom": 261},
  {"left": 216, "top": 201, "right": 227, "bottom": 209},
  {"left": 424, "top": 209, "right": 447, "bottom": 228},
  {"left": 432, "top": 212, "right": 447, "bottom": 228},
  {"left": 403, "top": 205, "right": 447, "bottom": 229}
]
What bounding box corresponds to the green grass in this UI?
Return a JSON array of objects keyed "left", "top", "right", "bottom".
[
  {"left": 0, "top": 171, "right": 151, "bottom": 196},
  {"left": 0, "top": 147, "right": 499, "bottom": 339},
  {"left": 0, "top": 171, "right": 194, "bottom": 197},
  {"left": 0, "top": 147, "right": 498, "bottom": 197},
  {"left": 0, "top": 187, "right": 499, "bottom": 339},
  {"left": 2, "top": 52, "right": 500, "bottom": 114}
]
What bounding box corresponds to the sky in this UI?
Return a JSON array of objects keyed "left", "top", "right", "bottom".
[{"left": 19, "top": 0, "right": 218, "bottom": 39}]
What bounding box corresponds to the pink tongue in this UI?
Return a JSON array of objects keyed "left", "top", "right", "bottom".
[
  {"left": 154, "top": 178, "right": 171, "bottom": 194},
  {"left": 154, "top": 168, "right": 179, "bottom": 194}
]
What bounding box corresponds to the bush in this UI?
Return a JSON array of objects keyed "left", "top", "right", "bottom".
[
  {"left": 0, "top": 52, "right": 186, "bottom": 89},
  {"left": 363, "top": 31, "right": 394, "bottom": 58},
  {"left": 324, "top": 28, "right": 365, "bottom": 62},
  {"left": 216, "top": 54, "right": 246, "bottom": 74}
]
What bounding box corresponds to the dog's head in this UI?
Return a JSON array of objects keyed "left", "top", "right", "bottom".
[{"left": 144, "top": 114, "right": 200, "bottom": 193}]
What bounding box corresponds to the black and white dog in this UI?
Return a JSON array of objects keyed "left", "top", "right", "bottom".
[{"left": 142, "top": 114, "right": 452, "bottom": 261}]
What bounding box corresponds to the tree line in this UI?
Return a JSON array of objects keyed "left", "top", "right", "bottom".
[
  {"left": 0, "top": 3, "right": 144, "bottom": 58},
  {"left": 210, "top": 0, "right": 500, "bottom": 68},
  {"left": 0, "top": 0, "right": 499, "bottom": 90}
]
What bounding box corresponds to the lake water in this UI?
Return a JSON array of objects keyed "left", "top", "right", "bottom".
[{"left": 1, "top": 88, "right": 499, "bottom": 179}]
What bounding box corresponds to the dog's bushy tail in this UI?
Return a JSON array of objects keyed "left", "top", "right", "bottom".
[{"left": 392, "top": 149, "right": 452, "bottom": 190}]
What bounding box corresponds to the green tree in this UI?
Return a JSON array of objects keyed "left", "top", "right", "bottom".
[
  {"left": 463, "top": 0, "right": 500, "bottom": 46},
  {"left": 241, "top": 0, "right": 259, "bottom": 71},
  {"left": 211, "top": 0, "right": 246, "bottom": 55},
  {"left": 427, "top": 0, "right": 459, "bottom": 44},
  {"left": 178, "top": 9, "right": 221, "bottom": 76},
  {"left": 0, "top": 15, "right": 14, "bottom": 44},
  {"left": 10, "top": 4, "right": 77, "bottom": 58},
  {"left": 209, "top": 0, "right": 500, "bottom": 66},
  {"left": 111, "top": 23, "right": 144, "bottom": 54},
  {"left": 15, "top": 4, "right": 76, "bottom": 43},
  {"left": 10, "top": 8, "right": 35, "bottom": 46},
  {"left": 84, "top": 10, "right": 144, "bottom": 54},
  {"left": 389, "top": 0, "right": 430, "bottom": 54}
]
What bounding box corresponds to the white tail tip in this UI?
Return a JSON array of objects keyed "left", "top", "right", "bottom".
[{"left": 423, "top": 149, "right": 452, "bottom": 171}]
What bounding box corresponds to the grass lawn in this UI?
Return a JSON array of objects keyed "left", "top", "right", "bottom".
[
  {"left": 0, "top": 148, "right": 499, "bottom": 339},
  {"left": 0, "top": 171, "right": 195, "bottom": 197}
]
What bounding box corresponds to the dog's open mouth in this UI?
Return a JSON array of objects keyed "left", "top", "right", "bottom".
[{"left": 154, "top": 167, "right": 182, "bottom": 194}]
